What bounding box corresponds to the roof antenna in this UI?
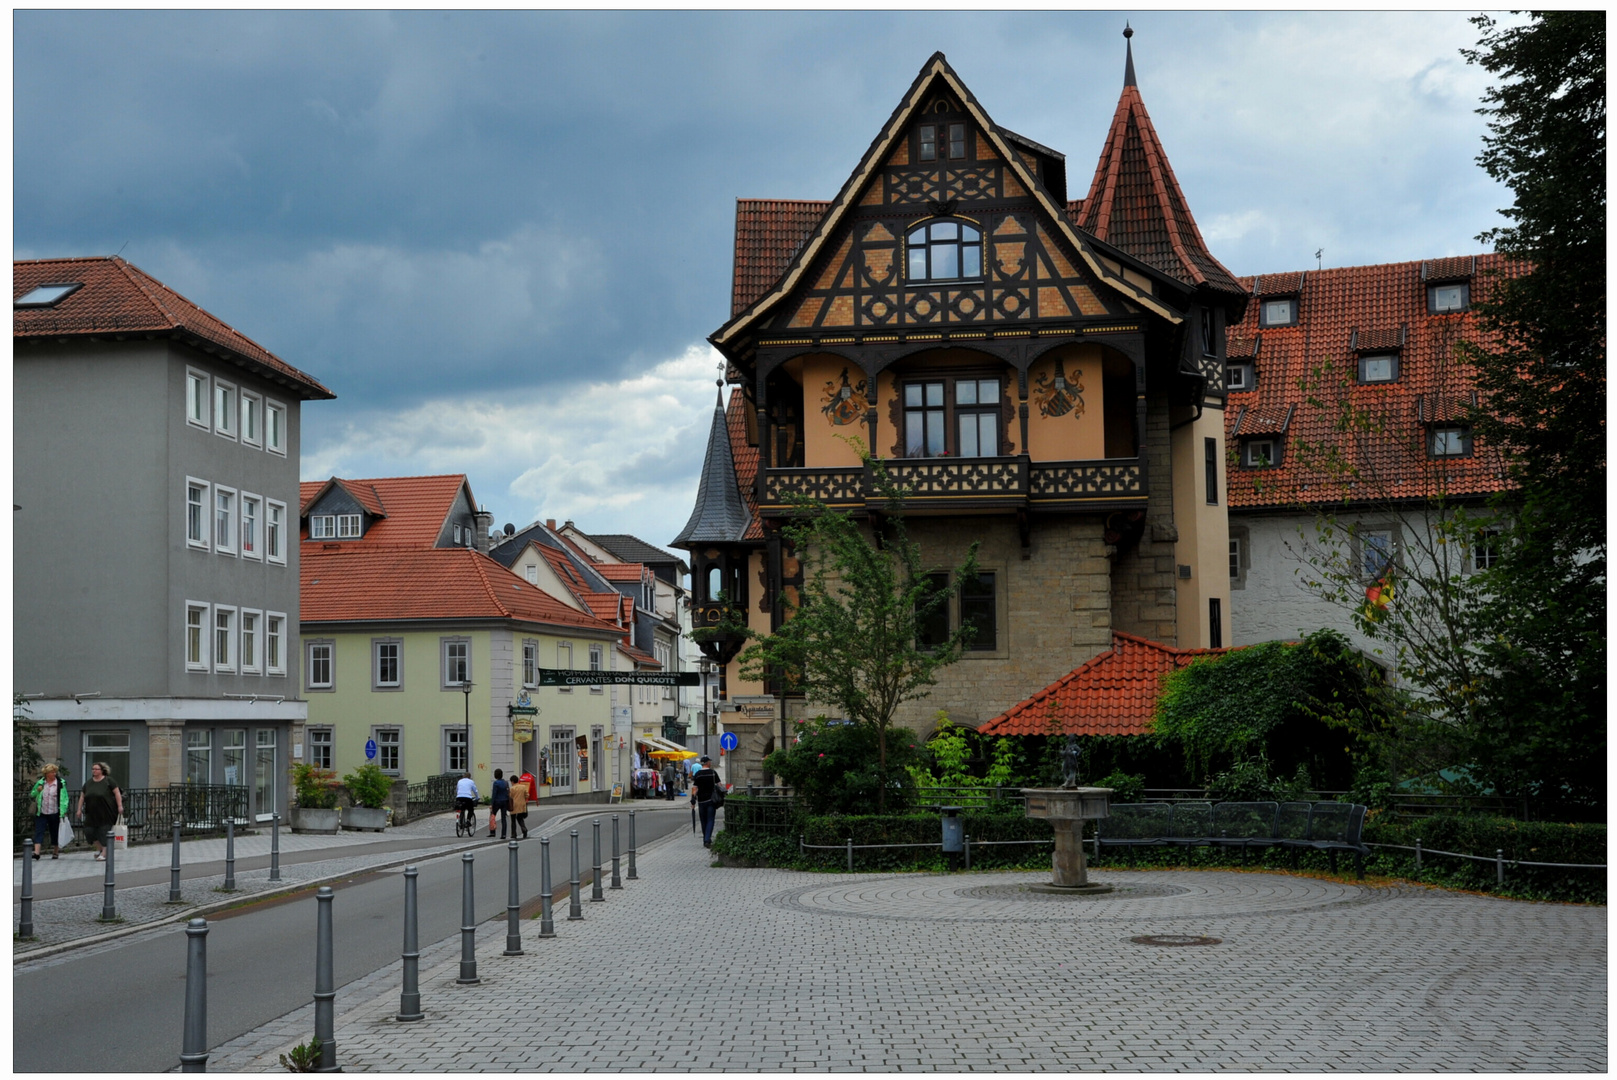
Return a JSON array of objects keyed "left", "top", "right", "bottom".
[
  {"left": 1315, "top": 248, "right": 1323, "bottom": 271},
  {"left": 114, "top": 240, "right": 130, "bottom": 259},
  {"left": 1123, "top": 23, "right": 1136, "bottom": 88}
]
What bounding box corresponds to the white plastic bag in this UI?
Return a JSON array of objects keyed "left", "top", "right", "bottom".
[
  {"left": 57, "top": 817, "right": 74, "bottom": 849},
  {"left": 110, "top": 816, "right": 129, "bottom": 851}
]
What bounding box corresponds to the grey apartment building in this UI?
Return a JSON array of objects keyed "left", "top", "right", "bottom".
[{"left": 14, "top": 257, "right": 333, "bottom": 819}]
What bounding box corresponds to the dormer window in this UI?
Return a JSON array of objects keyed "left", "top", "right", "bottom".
[
  {"left": 337, "top": 514, "right": 362, "bottom": 538},
  {"left": 1226, "top": 362, "right": 1254, "bottom": 392},
  {"left": 310, "top": 515, "right": 336, "bottom": 540},
  {"left": 1429, "top": 426, "right": 1473, "bottom": 457},
  {"left": 1428, "top": 282, "right": 1469, "bottom": 313},
  {"left": 1243, "top": 439, "right": 1280, "bottom": 468},
  {"left": 1358, "top": 354, "right": 1399, "bottom": 383},
  {"left": 1259, "top": 298, "right": 1297, "bottom": 327},
  {"left": 907, "top": 220, "right": 982, "bottom": 282}
]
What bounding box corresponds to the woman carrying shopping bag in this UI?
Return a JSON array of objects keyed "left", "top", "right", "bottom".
[
  {"left": 28, "top": 764, "right": 69, "bottom": 860},
  {"left": 76, "top": 761, "right": 123, "bottom": 861}
]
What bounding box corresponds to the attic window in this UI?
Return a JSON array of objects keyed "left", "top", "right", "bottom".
[
  {"left": 1358, "top": 354, "right": 1399, "bottom": 384},
  {"left": 1242, "top": 439, "right": 1281, "bottom": 468},
  {"left": 1428, "top": 282, "right": 1469, "bottom": 313},
  {"left": 14, "top": 282, "right": 81, "bottom": 308},
  {"left": 907, "top": 220, "right": 982, "bottom": 282},
  {"left": 1258, "top": 298, "right": 1297, "bottom": 328},
  {"left": 918, "top": 122, "right": 966, "bottom": 162},
  {"left": 1225, "top": 362, "right": 1254, "bottom": 392}
]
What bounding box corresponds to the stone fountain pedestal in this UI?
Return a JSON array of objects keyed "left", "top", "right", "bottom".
[{"left": 1023, "top": 787, "right": 1113, "bottom": 894}]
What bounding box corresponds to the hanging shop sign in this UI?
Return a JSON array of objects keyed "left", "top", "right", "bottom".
[
  {"left": 508, "top": 690, "right": 539, "bottom": 718},
  {"left": 512, "top": 717, "right": 535, "bottom": 743}
]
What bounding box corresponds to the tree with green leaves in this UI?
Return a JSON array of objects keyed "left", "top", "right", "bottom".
[
  {"left": 735, "top": 444, "right": 979, "bottom": 810},
  {"left": 1458, "top": 12, "right": 1605, "bottom": 811}
]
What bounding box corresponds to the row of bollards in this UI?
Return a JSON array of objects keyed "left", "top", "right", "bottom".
[{"left": 175, "top": 809, "right": 647, "bottom": 1070}]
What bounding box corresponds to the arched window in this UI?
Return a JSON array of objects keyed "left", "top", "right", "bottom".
[{"left": 907, "top": 220, "right": 982, "bottom": 282}]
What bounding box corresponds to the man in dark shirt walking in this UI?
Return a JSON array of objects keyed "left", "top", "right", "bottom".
[{"left": 691, "top": 756, "right": 724, "bottom": 847}]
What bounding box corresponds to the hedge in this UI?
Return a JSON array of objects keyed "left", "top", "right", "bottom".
[{"left": 713, "top": 810, "right": 1054, "bottom": 872}]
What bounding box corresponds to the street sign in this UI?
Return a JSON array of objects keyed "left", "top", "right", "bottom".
[
  {"left": 537, "top": 668, "right": 699, "bottom": 687},
  {"left": 719, "top": 731, "right": 739, "bottom": 751},
  {"left": 365, "top": 738, "right": 377, "bottom": 760}
]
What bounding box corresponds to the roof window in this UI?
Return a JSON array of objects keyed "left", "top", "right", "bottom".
[
  {"left": 15, "top": 282, "right": 81, "bottom": 308},
  {"left": 1258, "top": 297, "right": 1297, "bottom": 328}
]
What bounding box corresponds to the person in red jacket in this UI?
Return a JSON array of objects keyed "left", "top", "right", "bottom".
[{"left": 518, "top": 771, "right": 538, "bottom": 802}]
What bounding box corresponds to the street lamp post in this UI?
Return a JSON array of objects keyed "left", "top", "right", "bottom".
[{"left": 461, "top": 680, "right": 474, "bottom": 776}]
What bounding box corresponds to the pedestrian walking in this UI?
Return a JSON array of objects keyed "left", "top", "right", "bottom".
[
  {"left": 28, "top": 763, "right": 69, "bottom": 860},
  {"left": 692, "top": 756, "right": 723, "bottom": 847},
  {"left": 661, "top": 762, "right": 677, "bottom": 801},
  {"left": 489, "top": 769, "right": 511, "bottom": 839},
  {"left": 509, "top": 773, "right": 530, "bottom": 838},
  {"left": 76, "top": 761, "right": 123, "bottom": 861}
]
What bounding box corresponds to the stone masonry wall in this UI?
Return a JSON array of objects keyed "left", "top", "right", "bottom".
[{"left": 1110, "top": 394, "right": 1179, "bottom": 645}]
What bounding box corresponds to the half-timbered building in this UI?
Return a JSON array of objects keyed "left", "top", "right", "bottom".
[{"left": 676, "top": 43, "right": 1249, "bottom": 783}]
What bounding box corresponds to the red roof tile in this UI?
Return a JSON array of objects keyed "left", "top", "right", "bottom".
[
  {"left": 14, "top": 256, "right": 333, "bottom": 399},
  {"left": 725, "top": 388, "right": 764, "bottom": 541},
  {"left": 1423, "top": 256, "right": 1474, "bottom": 282},
  {"left": 301, "top": 546, "right": 623, "bottom": 631},
  {"left": 1253, "top": 271, "right": 1306, "bottom": 296},
  {"left": 618, "top": 644, "right": 661, "bottom": 668},
  {"left": 1224, "top": 255, "right": 1524, "bottom": 509},
  {"left": 300, "top": 474, "right": 469, "bottom": 548},
  {"left": 978, "top": 632, "right": 1232, "bottom": 737},
  {"left": 731, "top": 199, "right": 830, "bottom": 317},
  {"left": 595, "top": 562, "right": 647, "bottom": 582}
]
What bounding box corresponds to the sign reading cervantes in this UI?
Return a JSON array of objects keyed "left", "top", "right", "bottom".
[{"left": 537, "top": 668, "right": 700, "bottom": 687}]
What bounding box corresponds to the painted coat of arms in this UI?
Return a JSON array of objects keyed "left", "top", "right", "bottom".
[
  {"left": 1032, "top": 358, "right": 1084, "bottom": 418},
  {"left": 821, "top": 368, "right": 867, "bottom": 426}
]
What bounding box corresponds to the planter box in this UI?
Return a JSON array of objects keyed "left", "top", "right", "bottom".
[
  {"left": 292, "top": 807, "right": 340, "bottom": 835},
  {"left": 341, "top": 805, "right": 389, "bottom": 833}
]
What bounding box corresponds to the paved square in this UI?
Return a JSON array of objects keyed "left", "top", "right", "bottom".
[{"left": 215, "top": 828, "right": 1606, "bottom": 1072}]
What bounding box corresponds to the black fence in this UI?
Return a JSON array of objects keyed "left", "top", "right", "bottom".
[
  {"left": 722, "top": 794, "right": 801, "bottom": 835},
  {"left": 407, "top": 773, "right": 460, "bottom": 819},
  {"left": 1142, "top": 788, "right": 1534, "bottom": 820},
  {"left": 15, "top": 785, "right": 249, "bottom": 848}
]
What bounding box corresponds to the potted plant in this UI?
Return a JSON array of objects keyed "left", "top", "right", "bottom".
[
  {"left": 290, "top": 763, "right": 341, "bottom": 834},
  {"left": 341, "top": 763, "right": 393, "bottom": 832}
]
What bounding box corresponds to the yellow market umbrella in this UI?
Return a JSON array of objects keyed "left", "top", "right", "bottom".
[{"left": 646, "top": 749, "right": 699, "bottom": 760}]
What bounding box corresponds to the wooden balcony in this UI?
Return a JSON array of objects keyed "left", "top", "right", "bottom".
[{"left": 758, "top": 456, "right": 1145, "bottom": 515}]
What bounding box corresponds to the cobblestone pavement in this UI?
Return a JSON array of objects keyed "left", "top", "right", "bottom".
[{"left": 209, "top": 828, "right": 1606, "bottom": 1072}]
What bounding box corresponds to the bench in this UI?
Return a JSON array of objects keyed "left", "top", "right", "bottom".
[{"left": 1096, "top": 800, "right": 1370, "bottom": 878}]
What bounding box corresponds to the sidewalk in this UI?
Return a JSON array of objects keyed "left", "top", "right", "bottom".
[{"left": 204, "top": 829, "right": 1605, "bottom": 1072}]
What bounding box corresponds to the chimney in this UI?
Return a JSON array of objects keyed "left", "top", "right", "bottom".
[
  {"left": 473, "top": 507, "right": 494, "bottom": 554},
  {"left": 546, "top": 519, "right": 556, "bottom": 531}
]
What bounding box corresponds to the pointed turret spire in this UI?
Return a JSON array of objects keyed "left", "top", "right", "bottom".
[
  {"left": 1075, "top": 30, "right": 1244, "bottom": 296},
  {"left": 672, "top": 387, "right": 754, "bottom": 548}
]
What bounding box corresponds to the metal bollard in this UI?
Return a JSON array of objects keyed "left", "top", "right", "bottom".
[
  {"left": 1415, "top": 838, "right": 1423, "bottom": 870},
  {"left": 19, "top": 837, "right": 34, "bottom": 939},
  {"left": 313, "top": 886, "right": 337, "bottom": 1071},
  {"left": 627, "top": 810, "right": 639, "bottom": 880},
  {"left": 1496, "top": 848, "right": 1505, "bottom": 887},
  {"left": 397, "top": 866, "right": 423, "bottom": 1021},
  {"left": 847, "top": 837, "right": 854, "bottom": 873},
  {"left": 169, "top": 821, "right": 184, "bottom": 903},
  {"left": 179, "top": 918, "right": 209, "bottom": 1072},
  {"left": 964, "top": 833, "right": 971, "bottom": 871},
  {"left": 590, "top": 819, "right": 605, "bottom": 902},
  {"left": 223, "top": 817, "right": 236, "bottom": 891},
  {"left": 568, "top": 830, "right": 583, "bottom": 920},
  {"left": 457, "top": 852, "right": 480, "bottom": 984},
  {"left": 270, "top": 813, "right": 282, "bottom": 882},
  {"left": 100, "top": 825, "right": 118, "bottom": 921},
  {"left": 504, "top": 841, "right": 523, "bottom": 956},
  {"left": 610, "top": 814, "right": 623, "bottom": 889},
  {"left": 538, "top": 836, "right": 556, "bottom": 938}
]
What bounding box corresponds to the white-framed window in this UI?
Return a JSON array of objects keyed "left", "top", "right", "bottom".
[
  {"left": 557, "top": 642, "right": 573, "bottom": 693},
  {"left": 186, "top": 479, "right": 210, "bottom": 549},
  {"left": 1259, "top": 298, "right": 1297, "bottom": 327},
  {"left": 1429, "top": 426, "right": 1473, "bottom": 458},
  {"left": 522, "top": 641, "right": 538, "bottom": 688},
  {"left": 1358, "top": 354, "right": 1399, "bottom": 384},
  {"left": 656, "top": 642, "right": 673, "bottom": 699},
  {"left": 307, "top": 727, "right": 333, "bottom": 769},
  {"left": 266, "top": 500, "right": 287, "bottom": 564},
  {"left": 589, "top": 644, "right": 604, "bottom": 694},
  {"left": 1225, "top": 363, "right": 1254, "bottom": 392},
  {"left": 443, "top": 727, "right": 468, "bottom": 774},
  {"left": 307, "top": 641, "right": 334, "bottom": 690},
  {"left": 241, "top": 494, "right": 261, "bottom": 559},
  {"left": 240, "top": 609, "right": 261, "bottom": 673},
  {"left": 266, "top": 400, "right": 287, "bottom": 456},
  {"left": 186, "top": 369, "right": 210, "bottom": 429},
  {"left": 453, "top": 523, "right": 463, "bottom": 545},
  {"left": 524, "top": 564, "right": 538, "bottom": 584},
  {"left": 442, "top": 638, "right": 470, "bottom": 687},
  {"left": 1243, "top": 439, "right": 1279, "bottom": 468},
  {"left": 1360, "top": 528, "right": 1397, "bottom": 580},
  {"left": 185, "top": 602, "right": 210, "bottom": 671},
  {"left": 214, "top": 605, "right": 237, "bottom": 672},
  {"left": 1428, "top": 282, "right": 1469, "bottom": 313},
  {"left": 1230, "top": 538, "right": 1242, "bottom": 580},
  {"left": 337, "top": 514, "right": 362, "bottom": 539},
  {"left": 266, "top": 613, "right": 286, "bottom": 676},
  {"left": 215, "top": 486, "right": 236, "bottom": 554},
  {"left": 213, "top": 380, "right": 236, "bottom": 439},
  {"left": 1473, "top": 528, "right": 1503, "bottom": 572},
  {"left": 240, "top": 391, "right": 262, "bottom": 447},
  {"left": 310, "top": 514, "right": 336, "bottom": 540},
  {"left": 373, "top": 727, "right": 402, "bottom": 776},
  {"left": 374, "top": 639, "right": 402, "bottom": 689}
]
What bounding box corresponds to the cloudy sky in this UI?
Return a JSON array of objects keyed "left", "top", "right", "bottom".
[{"left": 14, "top": 10, "right": 1515, "bottom": 553}]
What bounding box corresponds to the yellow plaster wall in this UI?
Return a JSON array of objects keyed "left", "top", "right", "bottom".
[
  {"left": 1171, "top": 409, "right": 1233, "bottom": 649},
  {"left": 800, "top": 354, "right": 868, "bottom": 468},
  {"left": 1024, "top": 344, "right": 1106, "bottom": 462}
]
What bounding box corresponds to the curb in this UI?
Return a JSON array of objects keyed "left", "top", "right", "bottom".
[{"left": 14, "top": 805, "right": 668, "bottom": 965}]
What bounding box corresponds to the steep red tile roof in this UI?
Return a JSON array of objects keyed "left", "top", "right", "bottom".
[
  {"left": 619, "top": 644, "right": 661, "bottom": 667},
  {"left": 1075, "top": 84, "right": 1243, "bottom": 295},
  {"left": 301, "top": 546, "right": 623, "bottom": 632},
  {"left": 732, "top": 200, "right": 830, "bottom": 316},
  {"left": 595, "top": 562, "right": 648, "bottom": 583},
  {"left": 14, "top": 256, "right": 334, "bottom": 399},
  {"left": 1224, "top": 255, "right": 1522, "bottom": 509},
  {"left": 582, "top": 591, "right": 626, "bottom": 625},
  {"left": 725, "top": 387, "right": 764, "bottom": 541},
  {"left": 978, "top": 632, "right": 1231, "bottom": 737},
  {"left": 300, "top": 475, "right": 469, "bottom": 547}
]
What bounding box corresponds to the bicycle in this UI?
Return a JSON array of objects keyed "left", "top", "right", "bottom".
[{"left": 455, "top": 800, "right": 476, "bottom": 838}]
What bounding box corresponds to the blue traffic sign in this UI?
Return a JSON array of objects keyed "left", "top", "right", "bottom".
[
  {"left": 365, "top": 738, "right": 377, "bottom": 760},
  {"left": 719, "top": 731, "right": 739, "bottom": 752}
]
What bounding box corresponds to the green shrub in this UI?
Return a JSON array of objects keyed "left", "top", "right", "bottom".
[
  {"left": 341, "top": 763, "right": 393, "bottom": 809},
  {"left": 291, "top": 763, "right": 340, "bottom": 809},
  {"left": 764, "top": 719, "right": 924, "bottom": 815},
  {"left": 1363, "top": 812, "right": 1605, "bottom": 901},
  {"left": 1092, "top": 769, "right": 1146, "bottom": 804}
]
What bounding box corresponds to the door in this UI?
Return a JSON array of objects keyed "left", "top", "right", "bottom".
[
  {"left": 254, "top": 728, "right": 278, "bottom": 821},
  {"left": 549, "top": 727, "right": 574, "bottom": 795},
  {"left": 591, "top": 726, "right": 604, "bottom": 792}
]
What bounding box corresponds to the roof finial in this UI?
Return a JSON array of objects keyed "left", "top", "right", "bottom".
[{"left": 1123, "top": 23, "right": 1137, "bottom": 88}]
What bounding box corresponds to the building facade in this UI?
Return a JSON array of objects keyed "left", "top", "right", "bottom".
[{"left": 14, "top": 256, "right": 333, "bottom": 818}]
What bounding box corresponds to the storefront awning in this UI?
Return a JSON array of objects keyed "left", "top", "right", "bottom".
[{"left": 635, "top": 732, "right": 691, "bottom": 756}]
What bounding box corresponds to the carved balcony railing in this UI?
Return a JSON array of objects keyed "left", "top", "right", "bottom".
[{"left": 758, "top": 457, "right": 1146, "bottom": 514}]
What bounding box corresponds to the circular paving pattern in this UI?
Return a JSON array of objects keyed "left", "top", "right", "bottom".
[{"left": 766, "top": 870, "right": 1388, "bottom": 923}]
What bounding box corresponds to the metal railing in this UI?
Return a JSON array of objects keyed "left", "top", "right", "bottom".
[
  {"left": 1140, "top": 788, "right": 1534, "bottom": 819},
  {"left": 406, "top": 773, "right": 460, "bottom": 818},
  {"left": 912, "top": 785, "right": 1027, "bottom": 811},
  {"left": 15, "top": 785, "right": 249, "bottom": 848}
]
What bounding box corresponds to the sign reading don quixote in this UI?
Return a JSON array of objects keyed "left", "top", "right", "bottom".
[{"left": 536, "top": 668, "right": 701, "bottom": 687}]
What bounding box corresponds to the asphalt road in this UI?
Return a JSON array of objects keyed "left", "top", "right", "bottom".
[{"left": 13, "top": 805, "right": 693, "bottom": 1074}]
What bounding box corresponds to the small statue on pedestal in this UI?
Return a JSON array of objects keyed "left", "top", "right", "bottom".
[{"left": 1061, "top": 735, "right": 1082, "bottom": 789}]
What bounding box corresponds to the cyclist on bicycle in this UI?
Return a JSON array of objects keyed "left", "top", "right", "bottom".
[{"left": 454, "top": 772, "right": 479, "bottom": 831}]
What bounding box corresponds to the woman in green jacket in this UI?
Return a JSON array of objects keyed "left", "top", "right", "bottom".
[{"left": 29, "top": 763, "right": 69, "bottom": 860}]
